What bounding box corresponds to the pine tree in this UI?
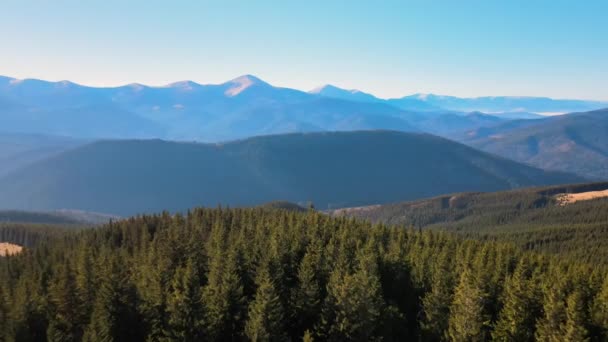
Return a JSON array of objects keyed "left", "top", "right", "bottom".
[
  {"left": 292, "top": 242, "right": 322, "bottom": 336},
  {"left": 12, "top": 272, "right": 48, "bottom": 342},
  {"left": 421, "top": 249, "right": 453, "bottom": 340},
  {"left": 82, "top": 254, "right": 141, "bottom": 342},
  {"left": 166, "top": 259, "right": 205, "bottom": 341},
  {"left": 75, "top": 244, "right": 96, "bottom": 319},
  {"left": 319, "top": 243, "right": 384, "bottom": 340},
  {"left": 245, "top": 264, "right": 286, "bottom": 341},
  {"left": 535, "top": 282, "right": 567, "bottom": 342},
  {"left": 47, "top": 265, "right": 85, "bottom": 342},
  {"left": 447, "top": 266, "right": 489, "bottom": 342},
  {"left": 562, "top": 290, "right": 590, "bottom": 342},
  {"left": 202, "top": 247, "right": 245, "bottom": 340},
  {"left": 492, "top": 258, "right": 540, "bottom": 342},
  {"left": 138, "top": 241, "right": 171, "bottom": 341},
  {"left": 591, "top": 275, "right": 608, "bottom": 338}
]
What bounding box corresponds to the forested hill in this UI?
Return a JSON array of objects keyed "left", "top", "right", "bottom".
[
  {"left": 465, "top": 108, "right": 608, "bottom": 179},
  {"left": 0, "top": 131, "right": 582, "bottom": 216},
  {"left": 1, "top": 208, "right": 606, "bottom": 341},
  {"left": 330, "top": 182, "right": 608, "bottom": 264}
]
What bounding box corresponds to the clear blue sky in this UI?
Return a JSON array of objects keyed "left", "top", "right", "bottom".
[{"left": 2, "top": 0, "right": 606, "bottom": 100}]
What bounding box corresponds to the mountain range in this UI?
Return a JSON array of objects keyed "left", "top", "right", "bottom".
[
  {"left": 2, "top": 75, "right": 606, "bottom": 142},
  {"left": 0, "top": 131, "right": 582, "bottom": 216}
]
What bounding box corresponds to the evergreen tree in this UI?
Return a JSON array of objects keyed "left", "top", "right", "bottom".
[
  {"left": 292, "top": 241, "right": 322, "bottom": 336},
  {"left": 47, "top": 264, "right": 85, "bottom": 342},
  {"left": 319, "top": 243, "right": 384, "bottom": 340},
  {"left": 202, "top": 247, "right": 245, "bottom": 340},
  {"left": 421, "top": 249, "right": 453, "bottom": 340},
  {"left": 591, "top": 275, "right": 608, "bottom": 338},
  {"left": 535, "top": 282, "right": 567, "bottom": 342},
  {"left": 75, "top": 244, "right": 96, "bottom": 319},
  {"left": 12, "top": 272, "right": 48, "bottom": 342},
  {"left": 245, "top": 263, "right": 286, "bottom": 341},
  {"left": 82, "top": 254, "right": 141, "bottom": 342},
  {"left": 562, "top": 290, "right": 590, "bottom": 342},
  {"left": 138, "top": 242, "right": 171, "bottom": 341},
  {"left": 448, "top": 266, "right": 489, "bottom": 342},
  {"left": 166, "top": 259, "right": 205, "bottom": 341},
  {"left": 492, "top": 258, "right": 540, "bottom": 341}
]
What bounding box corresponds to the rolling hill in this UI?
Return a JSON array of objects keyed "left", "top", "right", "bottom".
[
  {"left": 464, "top": 108, "right": 608, "bottom": 179},
  {"left": 0, "top": 131, "right": 582, "bottom": 216}
]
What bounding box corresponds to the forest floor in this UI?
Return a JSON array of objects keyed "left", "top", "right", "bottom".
[
  {"left": 0, "top": 242, "right": 23, "bottom": 256},
  {"left": 556, "top": 189, "right": 608, "bottom": 205}
]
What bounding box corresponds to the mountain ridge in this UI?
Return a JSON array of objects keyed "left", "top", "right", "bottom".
[{"left": 0, "top": 130, "right": 583, "bottom": 216}]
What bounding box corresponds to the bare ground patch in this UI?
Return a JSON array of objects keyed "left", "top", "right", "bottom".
[
  {"left": 556, "top": 189, "right": 608, "bottom": 206},
  {"left": 0, "top": 242, "right": 23, "bottom": 256}
]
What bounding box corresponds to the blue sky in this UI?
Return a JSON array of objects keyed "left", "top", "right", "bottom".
[{"left": 1, "top": 0, "right": 606, "bottom": 100}]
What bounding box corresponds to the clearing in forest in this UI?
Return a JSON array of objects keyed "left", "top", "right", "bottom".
[
  {"left": 556, "top": 189, "right": 608, "bottom": 205},
  {"left": 0, "top": 242, "right": 23, "bottom": 256}
]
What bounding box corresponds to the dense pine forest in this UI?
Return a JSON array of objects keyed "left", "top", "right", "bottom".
[
  {"left": 332, "top": 182, "right": 608, "bottom": 266},
  {"left": 1, "top": 207, "right": 607, "bottom": 341}
]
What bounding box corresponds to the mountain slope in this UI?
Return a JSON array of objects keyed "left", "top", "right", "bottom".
[
  {"left": 464, "top": 108, "right": 608, "bottom": 179},
  {"left": 0, "top": 131, "right": 582, "bottom": 215},
  {"left": 0, "top": 132, "right": 84, "bottom": 176}
]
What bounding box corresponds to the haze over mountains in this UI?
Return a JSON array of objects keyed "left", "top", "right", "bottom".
[
  {"left": 2, "top": 74, "right": 606, "bottom": 142},
  {"left": 0, "top": 131, "right": 582, "bottom": 215},
  {"left": 1, "top": 74, "right": 607, "bottom": 216}
]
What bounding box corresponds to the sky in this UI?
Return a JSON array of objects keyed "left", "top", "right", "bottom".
[{"left": 1, "top": 0, "right": 607, "bottom": 100}]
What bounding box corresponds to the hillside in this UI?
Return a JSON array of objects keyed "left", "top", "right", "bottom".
[
  {"left": 464, "top": 108, "right": 608, "bottom": 179},
  {"left": 0, "top": 131, "right": 581, "bottom": 216},
  {"left": 0, "top": 132, "right": 83, "bottom": 176},
  {"left": 330, "top": 182, "right": 608, "bottom": 264}
]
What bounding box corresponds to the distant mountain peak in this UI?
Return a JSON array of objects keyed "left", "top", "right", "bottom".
[
  {"left": 309, "top": 84, "right": 364, "bottom": 95},
  {"left": 165, "top": 80, "right": 201, "bottom": 91},
  {"left": 56, "top": 80, "right": 78, "bottom": 88},
  {"left": 224, "top": 74, "right": 269, "bottom": 96},
  {"left": 309, "top": 84, "right": 379, "bottom": 103},
  {"left": 125, "top": 83, "right": 146, "bottom": 91}
]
